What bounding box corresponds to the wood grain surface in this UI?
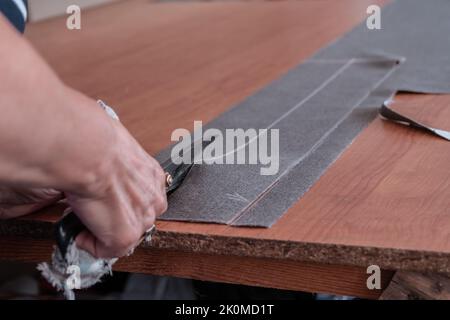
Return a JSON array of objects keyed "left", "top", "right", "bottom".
[
  {"left": 0, "top": 236, "right": 393, "bottom": 299},
  {"left": 380, "top": 271, "right": 450, "bottom": 300},
  {"left": 3, "top": 0, "right": 449, "bottom": 284}
]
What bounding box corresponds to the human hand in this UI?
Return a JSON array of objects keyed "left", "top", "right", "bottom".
[
  {"left": 0, "top": 186, "right": 62, "bottom": 219},
  {"left": 0, "top": 19, "right": 168, "bottom": 259},
  {"left": 66, "top": 121, "right": 167, "bottom": 259}
]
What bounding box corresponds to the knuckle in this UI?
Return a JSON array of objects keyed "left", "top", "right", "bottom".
[
  {"left": 155, "top": 168, "right": 165, "bottom": 183},
  {"left": 155, "top": 194, "right": 168, "bottom": 214},
  {"left": 144, "top": 213, "right": 156, "bottom": 227},
  {"left": 150, "top": 160, "right": 164, "bottom": 177},
  {"left": 160, "top": 195, "right": 168, "bottom": 213},
  {"left": 108, "top": 229, "right": 140, "bottom": 256}
]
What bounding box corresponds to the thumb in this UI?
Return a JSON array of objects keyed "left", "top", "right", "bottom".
[{"left": 75, "top": 229, "right": 116, "bottom": 259}]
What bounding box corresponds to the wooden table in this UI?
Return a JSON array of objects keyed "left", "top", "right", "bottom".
[{"left": 1, "top": 0, "right": 450, "bottom": 299}]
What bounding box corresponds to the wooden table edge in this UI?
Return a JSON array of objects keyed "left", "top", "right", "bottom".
[
  {"left": 1, "top": 217, "right": 449, "bottom": 273},
  {"left": 0, "top": 234, "right": 394, "bottom": 299}
]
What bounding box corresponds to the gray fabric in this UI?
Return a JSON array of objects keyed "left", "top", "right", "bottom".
[
  {"left": 158, "top": 0, "right": 450, "bottom": 227},
  {"left": 315, "top": 0, "right": 450, "bottom": 94},
  {"left": 160, "top": 59, "right": 399, "bottom": 226}
]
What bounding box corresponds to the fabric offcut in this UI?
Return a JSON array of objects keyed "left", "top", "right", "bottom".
[
  {"left": 158, "top": 0, "right": 450, "bottom": 227},
  {"left": 380, "top": 102, "right": 450, "bottom": 141}
]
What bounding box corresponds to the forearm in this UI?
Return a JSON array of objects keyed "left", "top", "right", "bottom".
[
  {"left": 0, "top": 16, "right": 167, "bottom": 257},
  {"left": 0, "top": 15, "right": 116, "bottom": 193}
]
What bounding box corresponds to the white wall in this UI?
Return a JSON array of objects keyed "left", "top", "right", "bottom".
[{"left": 28, "top": 0, "right": 118, "bottom": 22}]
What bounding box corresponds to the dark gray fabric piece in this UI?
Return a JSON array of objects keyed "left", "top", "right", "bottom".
[
  {"left": 160, "top": 59, "right": 398, "bottom": 225},
  {"left": 315, "top": 0, "right": 450, "bottom": 94},
  {"left": 232, "top": 0, "right": 450, "bottom": 226},
  {"left": 160, "top": 61, "right": 350, "bottom": 223},
  {"left": 233, "top": 104, "right": 381, "bottom": 226},
  {"left": 159, "top": 0, "right": 450, "bottom": 227}
]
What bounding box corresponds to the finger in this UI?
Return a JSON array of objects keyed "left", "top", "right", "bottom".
[
  {"left": 0, "top": 203, "right": 42, "bottom": 218},
  {"left": 76, "top": 229, "right": 132, "bottom": 259},
  {"left": 75, "top": 229, "right": 99, "bottom": 257},
  {"left": 0, "top": 196, "right": 62, "bottom": 218},
  {"left": 0, "top": 188, "right": 62, "bottom": 206}
]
